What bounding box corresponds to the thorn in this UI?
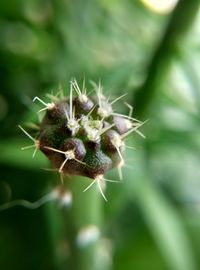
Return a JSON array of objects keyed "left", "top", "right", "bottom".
[
  {"left": 63, "top": 81, "right": 80, "bottom": 136},
  {"left": 44, "top": 146, "right": 85, "bottom": 173},
  {"left": 98, "top": 123, "right": 115, "bottom": 137},
  {"left": 42, "top": 168, "right": 58, "bottom": 172},
  {"left": 115, "top": 147, "right": 124, "bottom": 163},
  {"left": 117, "top": 165, "right": 123, "bottom": 181},
  {"left": 82, "top": 77, "right": 86, "bottom": 95},
  {"left": 32, "top": 147, "right": 38, "bottom": 158},
  {"left": 112, "top": 113, "right": 141, "bottom": 123},
  {"left": 103, "top": 178, "right": 122, "bottom": 183},
  {"left": 18, "top": 125, "right": 40, "bottom": 158},
  {"left": 69, "top": 80, "right": 73, "bottom": 119},
  {"left": 21, "top": 144, "right": 36, "bottom": 150},
  {"left": 37, "top": 107, "right": 48, "bottom": 113},
  {"left": 89, "top": 175, "right": 109, "bottom": 202},
  {"left": 44, "top": 146, "right": 65, "bottom": 154},
  {"left": 60, "top": 172, "right": 64, "bottom": 184},
  {"left": 33, "top": 96, "right": 55, "bottom": 112},
  {"left": 74, "top": 158, "right": 87, "bottom": 166},
  {"left": 134, "top": 129, "right": 146, "bottom": 139},
  {"left": 96, "top": 80, "right": 103, "bottom": 108},
  {"left": 25, "top": 122, "right": 40, "bottom": 130},
  {"left": 117, "top": 160, "right": 125, "bottom": 181},
  {"left": 125, "top": 145, "right": 136, "bottom": 150},
  {"left": 42, "top": 168, "right": 66, "bottom": 184},
  {"left": 59, "top": 158, "right": 68, "bottom": 173},
  {"left": 86, "top": 104, "right": 97, "bottom": 118},
  {"left": 95, "top": 81, "right": 113, "bottom": 118},
  {"left": 110, "top": 132, "right": 125, "bottom": 166},
  {"left": 110, "top": 93, "right": 127, "bottom": 106},
  {"left": 18, "top": 125, "right": 36, "bottom": 143},
  {"left": 33, "top": 96, "right": 47, "bottom": 106},
  {"left": 121, "top": 120, "right": 147, "bottom": 139},
  {"left": 63, "top": 107, "right": 69, "bottom": 121},
  {"left": 83, "top": 180, "right": 96, "bottom": 192},
  {"left": 97, "top": 178, "right": 107, "bottom": 202},
  {"left": 124, "top": 102, "right": 133, "bottom": 118},
  {"left": 72, "top": 79, "right": 88, "bottom": 103}
]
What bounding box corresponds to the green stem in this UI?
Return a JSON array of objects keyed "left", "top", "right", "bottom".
[
  {"left": 63, "top": 176, "right": 105, "bottom": 270},
  {"left": 133, "top": 0, "right": 200, "bottom": 117}
]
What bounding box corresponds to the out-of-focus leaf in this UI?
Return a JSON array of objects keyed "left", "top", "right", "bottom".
[
  {"left": 137, "top": 179, "right": 197, "bottom": 270},
  {"left": 0, "top": 140, "right": 48, "bottom": 169}
]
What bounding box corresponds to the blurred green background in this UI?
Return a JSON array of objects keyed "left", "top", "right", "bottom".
[{"left": 0, "top": 0, "right": 200, "bottom": 269}]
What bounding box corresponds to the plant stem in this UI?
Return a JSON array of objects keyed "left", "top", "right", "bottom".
[
  {"left": 62, "top": 176, "right": 105, "bottom": 270},
  {"left": 133, "top": 0, "right": 200, "bottom": 117}
]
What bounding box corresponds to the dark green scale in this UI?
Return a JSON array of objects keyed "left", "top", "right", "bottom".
[{"left": 84, "top": 149, "right": 112, "bottom": 179}]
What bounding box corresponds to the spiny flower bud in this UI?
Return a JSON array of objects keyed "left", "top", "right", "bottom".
[{"left": 19, "top": 79, "right": 145, "bottom": 200}]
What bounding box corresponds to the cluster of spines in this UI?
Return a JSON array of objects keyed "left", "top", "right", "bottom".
[{"left": 19, "top": 80, "right": 145, "bottom": 201}]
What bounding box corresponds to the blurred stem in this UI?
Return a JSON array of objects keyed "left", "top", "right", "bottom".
[
  {"left": 133, "top": 0, "right": 200, "bottom": 117},
  {"left": 63, "top": 176, "right": 104, "bottom": 270},
  {"left": 179, "top": 56, "right": 200, "bottom": 115}
]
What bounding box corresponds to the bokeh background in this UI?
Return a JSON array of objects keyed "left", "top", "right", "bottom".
[{"left": 0, "top": 0, "right": 200, "bottom": 270}]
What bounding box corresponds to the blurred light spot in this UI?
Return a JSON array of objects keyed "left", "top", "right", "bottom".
[
  {"left": 76, "top": 225, "right": 100, "bottom": 248},
  {"left": 59, "top": 191, "right": 72, "bottom": 207},
  {"left": 0, "top": 181, "right": 12, "bottom": 203},
  {"left": 140, "top": 0, "right": 178, "bottom": 14},
  {"left": 53, "top": 187, "right": 72, "bottom": 207},
  {"left": 96, "top": 238, "right": 113, "bottom": 269},
  {"left": 0, "top": 95, "right": 8, "bottom": 121},
  {"left": 161, "top": 106, "right": 195, "bottom": 131},
  {"left": 3, "top": 22, "right": 38, "bottom": 55}
]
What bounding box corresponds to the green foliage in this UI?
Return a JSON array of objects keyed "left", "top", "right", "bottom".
[{"left": 0, "top": 1, "right": 200, "bottom": 270}]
